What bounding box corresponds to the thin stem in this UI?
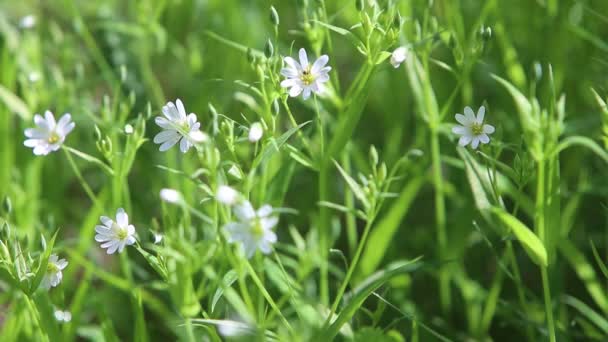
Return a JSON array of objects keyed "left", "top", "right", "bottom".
[
  {"left": 62, "top": 147, "right": 99, "bottom": 206},
  {"left": 535, "top": 158, "right": 556, "bottom": 341},
  {"left": 430, "top": 130, "right": 450, "bottom": 313},
  {"left": 326, "top": 216, "right": 375, "bottom": 325},
  {"left": 541, "top": 267, "right": 556, "bottom": 342}
]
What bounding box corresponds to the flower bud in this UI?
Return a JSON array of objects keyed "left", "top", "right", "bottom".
[
  {"left": 246, "top": 48, "right": 256, "bottom": 64},
  {"left": 270, "top": 6, "right": 280, "bottom": 26},
  {"left": 355, "top": 0, "right": 364, "bottom": 11},
  {"left": 216, "top": 185, "right": 240, "bottom": 205},
  {"left": 160, "top": 188, "right": 183, "bottom": 204},
  {"left": 2, "top": 195, "right": 12, "bottom": 215},
  {"left": 369, "top": 145, "right": 379, "bottom": 166},
  {"left": 264, "top": 39, "right": 274, "bottom": 58},
  {"left": 249, "top": 122, "right": 264, "bottom": 143}
]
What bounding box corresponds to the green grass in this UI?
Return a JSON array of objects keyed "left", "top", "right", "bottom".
[{"left": 1, "top": 0, "right": 608, "bottom": 341}]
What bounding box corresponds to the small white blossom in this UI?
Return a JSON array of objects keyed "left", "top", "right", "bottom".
[
  {"left": 452, "top": 106, "right": 495, "bottom": 149},
  {"left": 153, "top": 232, "right": 164, "bottom": 244},
  {"left": 390, "top": 46, "right": 408, "bottom": 68},
  {"left": 216, "top": 185, "right": 239, "bottom": 205},
  {"left": 217, "top": 319, "right": 251, "bottom": 337},
  {"left": 160, "top": 188, "right": 182, "bottom": 204},
  {"left": 154, "top": 99, "right": 207, "bottom": 153},
  {"left": 124, "top": 124, "right": 134, "bottom": 135},
  {"left": 95, "top": 208, "right": 136, "bottom": 254},
  {"left": 41, "top": 254, "right": 68, "bottom": 289},
  {"left": 28, "top": 71, "right": 41, "bottom": 83},
  {"left": 248, "top": 122, "right": 263, "bottom": 143},
  {"left": 54, "top": 310, "right": 72, "bottom": 323},
  {"left": 24, "top": 111, "right": 75, "bottom": 156},
  {"left": 224, "top": 201, "right": 278, "bottom": 258},
  {"left": 281, "top": 48, "right": 331, "bottom": 100},
  {"left": 19, "top": 15, "right": 36, "bottom": 29}
]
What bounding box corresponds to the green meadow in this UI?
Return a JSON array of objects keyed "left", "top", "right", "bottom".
[{"left": 1, "top": 0, "right": 607, "bottom": 341}]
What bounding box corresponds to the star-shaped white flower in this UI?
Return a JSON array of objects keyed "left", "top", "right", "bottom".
[
  {"left": 224, "top": 201, "right": 278, "bottom": 258},
  {"left": 390, "top": 46, "right": 408, "bottom": 68},
  {"left": 24, "top": 111, "right": 75, "bottom": 156},
  {"left": 281, "top": 48, "right": 331, "bottom": 100},
  {"left": 154, "top": 99, "right": 208, "bottom": 153},
  {"left": 41, "top": 254, "right": 68, "bottom": 289},
  {"left": 95, "top": 208, "right": 136, "bottom": 254},
  {"left": 452, "top": 106, "right": 495, "bottom": 149}
]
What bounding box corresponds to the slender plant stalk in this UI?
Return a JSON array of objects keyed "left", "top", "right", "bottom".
[{"left": 430, "top": 130, "right": 450, "bottom": 313}]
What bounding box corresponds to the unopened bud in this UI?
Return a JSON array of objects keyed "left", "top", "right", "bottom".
[
  {"left": 270, "top": 6, "right": 280, "bottom": 26},
  {"left": 264, "top": 39, "right": 274, "bottom": 58},
  {"left": 355, "top": 0, "right": 364, "bottom": 11},
  {"left": 369, "top": 146, "right": 379, "bottom": 166},
  {"left": 2, "top": 196, "right": 12, "bottom": 215}
]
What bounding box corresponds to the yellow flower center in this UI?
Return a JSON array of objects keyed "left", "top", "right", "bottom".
[
  {"left": 300, "top": 68, "right": 315, "bottom": 85},
  {"left": 48, "top": 132, "right": 60, "bottom": 144},
  {"left": 114, "top": 224, "right": 128, "bottom": 240},
  {"left": 47, "top": 262, "right": 59, "bottom": 274},
  {"left": 251, "top": 219, "right": 265, "bottom": 239},
  {"left": 471, "top": 123, "right": 483, "bottom": 135}
]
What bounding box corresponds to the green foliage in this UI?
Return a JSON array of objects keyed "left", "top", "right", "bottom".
[{"left": 0, "top": 0, "right": 607, "bottom": 341}]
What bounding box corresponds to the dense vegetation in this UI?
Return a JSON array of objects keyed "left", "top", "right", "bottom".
[{"left": 1, "top": 0, "right": 608, "bottom": 341}]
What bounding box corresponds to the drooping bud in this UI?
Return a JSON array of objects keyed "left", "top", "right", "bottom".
[{"left": 270, "top": 6, "right": 280, "bottom": 26}]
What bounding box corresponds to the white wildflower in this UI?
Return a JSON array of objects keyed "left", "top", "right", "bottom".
[
  {"left": 280, "top": 48, "right": 331, "bottom": 100},
  {"left": 19, "top": 15, "right": 36, "bottom": 29},
  {"left": 160, "top": 188, "right": 182, "bottom": 204},
  {"left": 153, "top": 232, "right": 163, "bottom": 244},
  {"left": 390, "top": 46, "right": 408, "bottom": 68},
  {"left": 95, "top": 208, "right": 136, "bottom": 254},
  {"left": 452, "top": 106, "right": 495, "bottom": 149},
  {"left": 41, "top": 254, "right": 68, "bottom": 289},
  {"left": 154, "top": 99, "right": 207, "bottom": 153},
  {"left": 28, "top": 71, "right": 41, "bottom": 83},
  {"left": 224, "top": 201, "right": 278, "bottom": 258},
  {"left": 124, "top": 124, "right": 134, "bottom": 135},
  {"left": 248, "top": 122, "right": 263, "bottom": 143},
  {"left": 24, "top": 111, "right": 75, "bottom": 156},
  {"left": 54, "top": 310, "right": 72, "bottom": 323},
  {"left": 216, "top": 185, "right": 239, "bottom": 205}
]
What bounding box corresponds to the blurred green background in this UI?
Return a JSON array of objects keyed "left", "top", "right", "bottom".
[{"left": 1, "top": 0, "right": 608, "bottom": 341}]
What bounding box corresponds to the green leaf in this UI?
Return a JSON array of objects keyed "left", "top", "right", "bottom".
[
  {"left": 358, "top": 176, "right": 425, "bottom": 278},
  {"left": 29, "top": 230, "right": 59, "bottom": 294},
  {"left": 317, "top": 259, "right": 422, "bottom": 340},
  {"left": 334, "top": 160, "right": 370, "bottom": 210},
  {"left": 559, "top": 240, "right": 608, "bottom": 313},
  {"left": 563, "top": 295, "right": 608, "bottom": 334},
  {"left": 211, "top": 270, "right": 238, "bottom": 313},
  {"left": 0, "top": 84, "right": 30, "bottom": 120},
  {"left": 554, "top": 136, "right": 608, "bottom": 164},
  {"left": 311, "top": 20, "right": 363, "bottom": 48},
  {"left": 490, "top": 208, "right": 548, "bottom": 267}
]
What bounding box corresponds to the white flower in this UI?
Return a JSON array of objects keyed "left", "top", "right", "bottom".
[
  {"left": 19, "top": 15, "right": 36, "bottom": 29},
  {"left": 124, "top": 124, "right": 134, "bottom": 135},
  {"left": 95, "top": 208, "right": 136, "bottom": 254},
  {"left": 248, "top": 122, "right": 263, "bottom": 143},
  {"left": 281, "top": 48, "right": 331, "bottom": 100},
  {"left": 390, "top": 46, "right": 408, "bottom": 68},
  {"left": 24, "top": 111, "right": 75, "bottom": 156},
  {"left": 154, "top": 99, "right": 208, "bottom": 153},
  {"left": 41, "top": 254, "right": 68, "bottom": 289},
  {"left": 224, "top": 201, "right": 278, "bottom": 258},
  {"left": 452, "top": 106, "right": 495, "bottom": 149},
  {"left": 217, "top": 185, "right": 239, "bottom": 205},
  {"left": 153, "top": 232, "right": 164, "bottom": 244},
  {"left": 28, "top": 71, "right": 41, "bottom": 83},
  {"left": 160, "top": 188, "right": 182, "bottom": 204},
  {"left": 54, "top": 310, "right": 72, "bottom": 323}
]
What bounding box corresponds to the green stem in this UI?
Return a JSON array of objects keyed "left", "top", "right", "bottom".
[
  {"left": 541, "top": 267, "right": 556, "bottom": 342},
  {"left": 535, "top": 159, "right": 556, "bottom": 342},
  {"left": 62, "top": 148, "right": 99, "bottom": 206},
  {"left": 326, "top": 216, "right": 375, "bottom": 324},
  {"left": 430, "top": 130, "right": 450, "bottom": 313}
]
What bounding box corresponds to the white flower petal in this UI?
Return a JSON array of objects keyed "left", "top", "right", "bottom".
[
  {"left": 311, "top": 55, "right": 329, "bottom": 74},
  {"left": 154, "top": 130, "right": 180, "bottom": 144},
  {"left": 116, "top": 208, "right": 128, "bottom": 227},
  {"left": 458, "top": 135, "right": 472, "bottom": 147},
  {"left": 176, "top": 99, "right": 187, "bottom": 119},
  {"left": 479, "top": 134, "right": 490, "bottom": 144},
  {"left": 483, "top": 124, "right": 495, "bottom": 134},
  {"left": 476, "top": 106, "right": 485, "bottom": 123},
  {"left": 464, "top": 107, "right": 476, "bottom": 121},
  {"left": 452, "top": 125, "right": 467, "bottom": 135},
  {"left": 471, "top": 137, "right": 481, "bottom": 149},
  {"left": 159, "top": 135, "right": 181, "bottom": 151},
  {"left": 298, "top": 48, "right": 309, "bottom": 69},
  {"left": 234, "top": 201, "right": 256, "bottom": 221}
]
